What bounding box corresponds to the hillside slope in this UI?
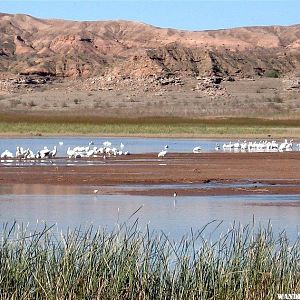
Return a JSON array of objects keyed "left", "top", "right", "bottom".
[{"left": 1, "top": 13, "right": 300, "bottom": 79}]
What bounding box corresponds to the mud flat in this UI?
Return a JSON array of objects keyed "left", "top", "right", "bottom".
[{"left": 1, "top": 152, "right": 300, "bottom": 196}]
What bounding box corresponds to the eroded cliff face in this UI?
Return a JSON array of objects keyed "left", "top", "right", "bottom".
[{"left": 1, "top": 13, "right": 300, "bottom": 80}]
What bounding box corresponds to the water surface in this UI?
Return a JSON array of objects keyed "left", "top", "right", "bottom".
[
  {"left": 0, "top": 193, "right": 299, "bottom": 240},
  {"left": 0, "top": 136, "right": 224, "bottom": 155}
]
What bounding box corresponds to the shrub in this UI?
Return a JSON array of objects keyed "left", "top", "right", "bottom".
[{"left": 264, "top": 69, "right": 280, "bottom": 78}]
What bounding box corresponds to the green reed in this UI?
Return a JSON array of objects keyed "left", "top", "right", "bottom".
[{"left": 0, "top": 221, "right": 299, "bottom": 299}]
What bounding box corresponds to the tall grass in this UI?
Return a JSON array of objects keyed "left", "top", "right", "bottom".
[{"left": 0, "top": 221, "right": 299, "bottom": 299}]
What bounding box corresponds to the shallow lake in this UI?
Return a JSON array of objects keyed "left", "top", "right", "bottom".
[
  {"left": 0, "top": 136, "right": 225, "bottom": 155},
  {"left": 1, "top": 136, "right": 300, "bottom": 241},
  {"left": 0, "top": 192, "right": 299, "bottom": 241},
  {"left": 1, "top": 136, "right": 298, "bottom": 156}
]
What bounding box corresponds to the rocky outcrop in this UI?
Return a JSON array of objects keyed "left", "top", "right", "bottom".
[{"left": 1, "top": 13, "right": 300, "bottom": 80}]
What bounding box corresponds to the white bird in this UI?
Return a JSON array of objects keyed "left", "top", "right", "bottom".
[
  {"left": 158, "top": 150, "right": 167, "bottom": 158},
  {"left": 192, "top": 146, "right": 201, "bottom": 153},
  {"left": 49, "top": 146, "right": 57, "bottom": 158},
  {"left": 59, "top": 141, "right": 64, "bottom": 146},
  {"left": 173, "top": 192, "right": 177, "bottom": 198},
  {"left": 222, "top": 142, "right": 234, "bottom": 150},
  {"left": 111, "top": 147, "right": 118, "bottom": 156},
  {"left": 240, "top": 141, "right": 248, "bottom": 151},
  {"left": 164, "top": 145, "right": 169, "bottom": 149},
  {"left": 16, "top": 146, "right": 25, "bottom": 159},
  {"left": 215, "top": 144, "right": 221, "bottom": 151},
  {"left": 96, "top": 147, "right": 104, "bottom": 154},
  {"left": 1, "top": 150, "right": 14, "bottom": 159},
  {"left": 233, "top": 140, "right": 241, "bottom": 149},
  {"left": 120, "top": 142, "right": 124, "bottom": 149},
  {"left": 103, "top": 141, "right": 112, "bottom": 147},
  {"left": 24, "top": 149, "right": 35, "bottom": 159},
  {"left": 93, "top": 189, "right": 99, "bottom": 194},
  {"left": 105, "top": 147, "right": 111, "bottom": 154},
  {"left": 86, "top": 147, "right": 97, "bottom": 157},
  {"left": 40, "top": 147, "right": 51, "bottom": 158},
  {"left": 67, "top": 147, "right": 75, "bottom": 158}
]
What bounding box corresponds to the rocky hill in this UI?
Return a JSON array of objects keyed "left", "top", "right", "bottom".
[{"left": 1, "top": 13, "right": 300, "bottom": 79}]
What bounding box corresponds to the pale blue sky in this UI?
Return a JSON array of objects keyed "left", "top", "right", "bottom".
[{"left": 0, "top": 1, "right": 299, "bottom": 30}]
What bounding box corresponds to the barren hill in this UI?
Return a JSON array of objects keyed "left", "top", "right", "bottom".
[
  {"left": 1, "top": 13, "right": 300, "bottom": 78},
  {"left": 1, "top": 13, "right": 300, "bottom": 119}
]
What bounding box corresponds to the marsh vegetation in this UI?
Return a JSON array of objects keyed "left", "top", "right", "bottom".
[{"left": 0, "top": 221, "right": 299, "bottom": 299}]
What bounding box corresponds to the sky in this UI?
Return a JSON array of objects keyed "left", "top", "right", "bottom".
[{"left": 0, "top": 0, "right": 299, "bottom": 31}]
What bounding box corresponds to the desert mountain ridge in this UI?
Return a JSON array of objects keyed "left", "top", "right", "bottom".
[{"left": 1, "top": 13, "right": 300, "bottom": 79}]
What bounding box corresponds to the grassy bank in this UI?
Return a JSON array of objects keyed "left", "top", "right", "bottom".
[
  {"left": 1, "top": 113, "right": 300, "bottom": 137},
  {"left": 0, "top": 221, "right": 299, "bottom": 299}
]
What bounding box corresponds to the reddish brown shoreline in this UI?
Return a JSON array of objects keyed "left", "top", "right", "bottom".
[{"left": 1, "top": 152, "right": 300, "bottom": 196}]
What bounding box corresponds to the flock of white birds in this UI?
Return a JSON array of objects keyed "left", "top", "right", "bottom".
[
  {"left": 66, "top": 141, "right": 129, "bottom": 158},
  {"left": 220, "top": 139, "right": 296, "bottom": 152},
  {"left": 0, "top": 139, "right": 298, "bottom": 160},
  {"left": 1, "top": 146, "right": 58, "bottom": 159},
  {"left": 0, "top": 141, "right": 129, "bottom": 160}
]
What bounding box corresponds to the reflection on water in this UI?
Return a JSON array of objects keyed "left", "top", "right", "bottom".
[
  {"left": 0, "top": 184, "right": 87, "bottom": 195},
  {"left": 0, "top": 193, "right": 299, "bottom": 240}
]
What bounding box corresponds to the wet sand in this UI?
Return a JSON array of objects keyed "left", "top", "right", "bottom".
[{"left": 1, "top": 152, "right": 300, "bottom": 196}]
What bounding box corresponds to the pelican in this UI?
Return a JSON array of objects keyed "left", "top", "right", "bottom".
[
  {"left": 35, "top": 151, "right": 41, "bottom": 159},
  {"left": 1, "top": 150, "right": 14, "bottom": 159},
  {"left": 192, "top": 146, "right": 201, "bottom": 153},
  {"left": 233, "top": 140, "right": 241, "bottom": 149},
  {"left": 96, "top": 147, "right": 104, "bottom": 154},
  {"left": 86, "top": 147, "right": 97, "bottom": 157},
  {"left": 120, "top": 142, "right": 124, "bottom": 149},
  {"left": 103, "top": 141, "right": 112, "bottom": 147},
  {"left": 67, "top": 147, "right": 75, "bottom": 158},
  {"left": 173, "top": 192, "right": 177, "bottom": 198},
  {"left": 40, "top": 147, "right": 51, "bottom": 158},
  {"left": 24, "top": 149, "right": 35, "bottom": 159},
  {"left": 49, "top": 146, "right": 57, "bottom": 158},
  {"left": 59, "top": 141, "right": 64, "bottom": 146},
  {"left": 16, "top": 146, "right": 24, "bottom": 159},
  {"left": 222, "top": 142, "right": 234, "bottom": 150},
  {"left": 241, "top": 141, "right": 248, "bottom": 151},
  {"left": 215, "top": 144, "right": 221, "bottom": 151},
  {"left": 158, "top": 150, "right": 167, "bottom": 158}
]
